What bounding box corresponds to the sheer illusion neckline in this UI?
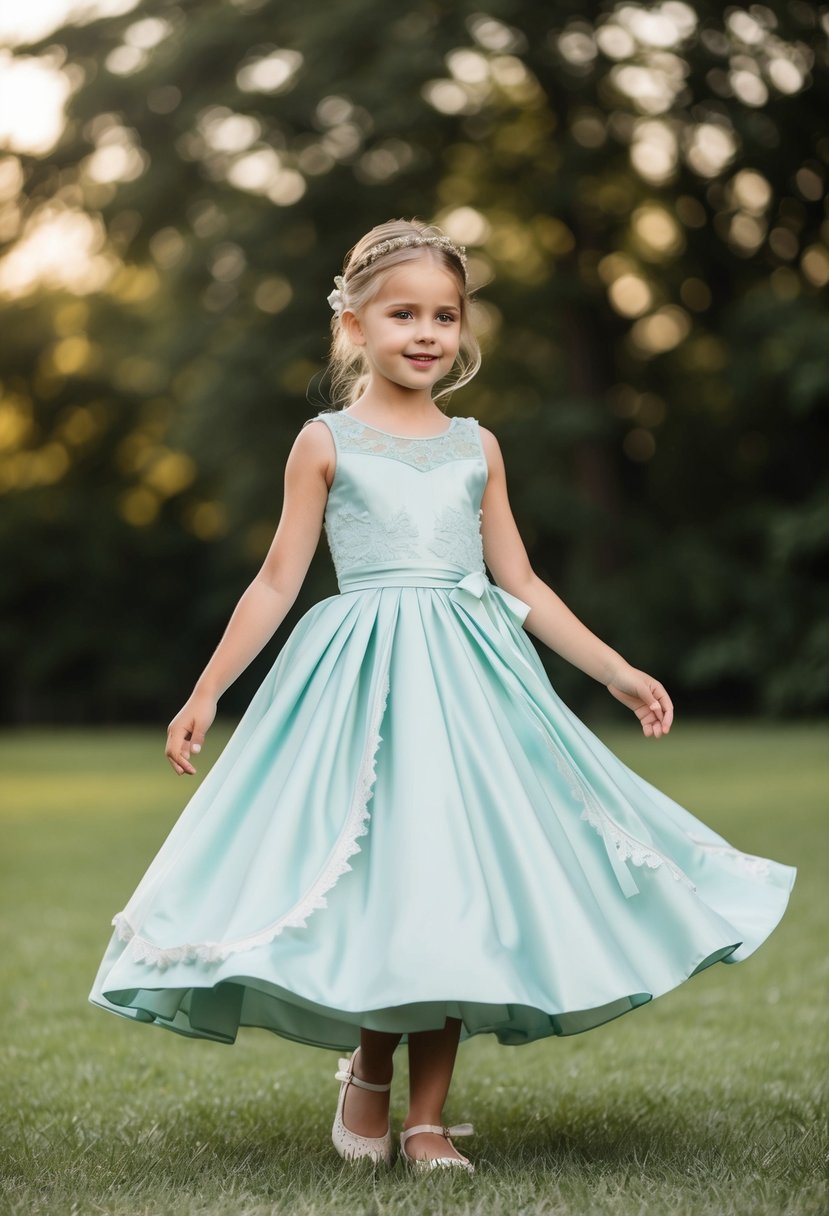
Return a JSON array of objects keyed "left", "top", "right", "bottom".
[{"left": 341, "top": 412, "right": 457, "bottom": 440}]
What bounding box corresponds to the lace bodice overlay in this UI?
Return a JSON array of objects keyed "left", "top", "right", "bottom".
[
  {"left": 328, "top": 411, "right": 481, "bottom": 469},
  {"left": 303, "top": 410, "right": 488, "bottom": 591}
]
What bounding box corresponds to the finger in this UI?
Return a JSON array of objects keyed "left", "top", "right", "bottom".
[
  {"left": 644, "top": 699, "right": 665, "bottom": 736},
  {"left": 651, "top": 694, "right": 673, "bottom": 736},
  {"left": 181, "top": 719, "right": 208, "bottom": 762},
  {"left": 165, "top": 744, "right": 195, "bottom": 775},
  {"left": 167, "top": 737, "right": 182, "bottom": 760},
  {"left": 180, "top": 717, "right": 195, "bottom": 761},
  {"left": 652, "top": 687, "right": 674, "bottom": 732},
  {"left": 178, "top": 753, "right": 196, "bottom": 774}
]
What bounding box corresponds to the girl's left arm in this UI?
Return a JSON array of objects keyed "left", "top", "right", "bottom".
[{"left": 478, "top": 428, "right": 673, "bottom": 738}]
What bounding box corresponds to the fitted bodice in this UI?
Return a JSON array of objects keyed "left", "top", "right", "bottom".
[{"left": 303, "top": 410, "right": 488, "bottom": 593}]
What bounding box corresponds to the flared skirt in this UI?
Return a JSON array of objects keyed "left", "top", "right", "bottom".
[{"left": 89, "top": 574, "right": 796, "bottom": 1049}]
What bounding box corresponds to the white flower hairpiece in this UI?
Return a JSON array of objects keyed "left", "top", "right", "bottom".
[{"left": 327, "top": 274, "right": 346, "bottom": 317}]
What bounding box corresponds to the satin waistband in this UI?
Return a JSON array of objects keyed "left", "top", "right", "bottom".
[
  {"left": 339, "top": 570, "right": 469, "bottom": 592},
  {"left": 338, "top": 568, "right": 532, "bottom": 628}
]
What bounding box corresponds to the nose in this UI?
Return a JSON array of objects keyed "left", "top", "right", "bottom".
[{"left": 415, "top": 321, "right": 436, "bottom": 344}]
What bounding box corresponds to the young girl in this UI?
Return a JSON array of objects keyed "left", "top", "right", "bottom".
[{"left": 89, "top": 218, "right": 796, "bottom": 1175}]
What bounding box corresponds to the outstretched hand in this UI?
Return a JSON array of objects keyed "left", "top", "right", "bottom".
[
  {"left": 165, "top": 694, "right": 217, "bottom": 774},
  {"left": 606, "top": 665, "right": 674, "bottom": 738}
]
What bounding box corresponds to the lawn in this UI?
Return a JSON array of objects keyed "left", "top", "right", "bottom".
[{"left": 1, "top": 721, "right": 826, "bottom": 1215}]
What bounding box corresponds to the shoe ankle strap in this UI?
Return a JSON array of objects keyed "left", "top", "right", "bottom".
[
  {"left": 335, "top": 1055, "right": 392, "bottom": 1092},
  {"left": 401, "top": 1122, "right": 474, "bottom": 1143},
  {"left": 336, "top": 1070, "right": 391, "bottom": 1092}
]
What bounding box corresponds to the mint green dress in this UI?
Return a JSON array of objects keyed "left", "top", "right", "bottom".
[{"left": 89, "top": 410, "right": 797, "bottom": 1049}]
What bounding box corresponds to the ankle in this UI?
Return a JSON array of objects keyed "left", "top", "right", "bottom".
[
  {"left": 404, "top": 1113, "right": 444, "bottom": 1130},
  {"left": 352, "top": 1052, "right": 393, "bottom": 1087}
]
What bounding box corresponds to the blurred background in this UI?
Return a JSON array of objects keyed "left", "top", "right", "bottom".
[{"left": 1, "top": 0, "right": 827, "bottom": 726}]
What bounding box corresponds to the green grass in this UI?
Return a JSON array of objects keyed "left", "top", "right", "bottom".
[{"left": 1, "top": 721, "right": 827, "bottom": 1215}]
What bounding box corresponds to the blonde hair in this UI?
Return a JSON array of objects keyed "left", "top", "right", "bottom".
[{"left": 326, "top": 218, "right": 481, "bottom": 408}]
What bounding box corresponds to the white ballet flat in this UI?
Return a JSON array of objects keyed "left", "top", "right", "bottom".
[
  {"left": 399, "top": 1122, "right": 476, "bottom": 1174},
  {"left": 331, "top": 1045, "right": 393, "bottom": 1166}
]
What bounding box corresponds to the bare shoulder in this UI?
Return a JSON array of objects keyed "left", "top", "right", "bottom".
[
  {"left": 296, "top": 416, "right": 333, "bottom": 444},
  {"left": 477, "top": 424, "right": 506, "bottom": 477},
  {"left": 289, "top": 417, "right": 336, "bottom": 487}
]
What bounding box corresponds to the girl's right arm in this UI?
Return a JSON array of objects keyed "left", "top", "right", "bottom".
[{"left": 165, "top": 420, "right": 334, "bottom": 775}]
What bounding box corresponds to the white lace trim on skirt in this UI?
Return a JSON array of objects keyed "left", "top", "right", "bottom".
[
  {"left": 111, "top": 633, "right": 394, "bottom": 970},
  {"left": 541, "top": 730, "right": 698, "bottom": 894}
]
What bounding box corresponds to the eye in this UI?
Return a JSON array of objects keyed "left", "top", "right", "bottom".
[
  {"left": 391, "top": 309, "right": 413, "bottom": 320},
  {"left": 437, "top": 312, "right": 458, "bottom": 323}
]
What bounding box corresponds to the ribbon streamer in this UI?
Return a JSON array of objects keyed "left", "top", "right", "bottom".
[{"left": 449, "top": 570, "right": 640, "bottom": 900}]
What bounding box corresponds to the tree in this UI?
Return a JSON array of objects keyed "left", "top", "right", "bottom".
[{"left": 1, "top": 0, "right": 827, "bottom": 721}]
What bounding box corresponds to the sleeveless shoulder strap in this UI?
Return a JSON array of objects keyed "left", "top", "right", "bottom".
[{"left": 301, "top": 410, "right": 340, "bottom": 431}]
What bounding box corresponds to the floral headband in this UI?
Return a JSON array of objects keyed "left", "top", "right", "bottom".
[{"left": 327, "top": 234, "right": 468, "bottom": 318}]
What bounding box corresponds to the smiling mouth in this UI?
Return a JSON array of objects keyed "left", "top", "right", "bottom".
[{"left": 405, "top": 354, "right": 439, "bottom": 363}]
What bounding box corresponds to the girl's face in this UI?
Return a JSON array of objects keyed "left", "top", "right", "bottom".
[{"left": 345, "top": 258, "right": 463, "bottom": 395}]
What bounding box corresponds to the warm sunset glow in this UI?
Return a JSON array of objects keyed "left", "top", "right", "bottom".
[
  {"left": 0, "top": 52, "right": 73, "bottom": 156},
  {"left": 0, "top": 0, "right": 140, "bottom": 47}
]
